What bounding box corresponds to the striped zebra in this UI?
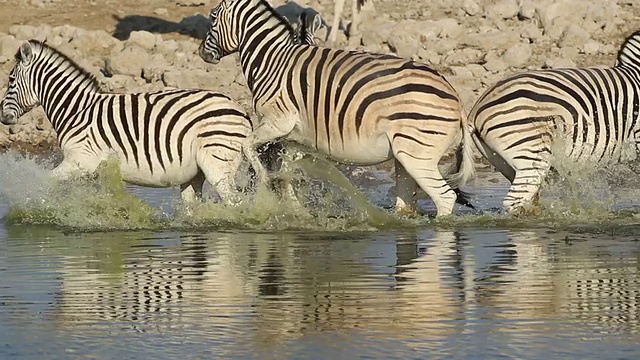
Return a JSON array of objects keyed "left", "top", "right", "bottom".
[
  {"left": 198, "top": 0, "right": 475, "bottom": 216},
  {"left": 0, "top": 40, "right": 252, "bottom": 204},
  {"left": 457, "top": 31, "right": 640, "bottom": 214}
]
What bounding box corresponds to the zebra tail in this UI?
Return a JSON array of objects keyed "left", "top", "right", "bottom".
[{"left": 448, "top": 109, "right": 476, "bottom": 189}]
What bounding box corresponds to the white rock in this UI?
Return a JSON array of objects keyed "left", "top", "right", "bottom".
[
  {"left": 0, "top": 36, "right": 21, "bottom": 59},
  {"left": 503, "top": 42, "right": 532, "bottom": 67},
  {"left": 461, "top": 30, "right": 519, "bottom": 51},
  {"left": 582, "top": 41, "right": 601, "bottom": 55},
  {"left": 462, "top": 0, "right": 481, "bottom": 16},
  {"left": 154, "top": 8, "right": 169, "bottom": 16},
  {"left": 126, "top": 31, "right": 157, "bottom": 51},
  {"left": 518, "top": 0, "right": 537, "bottom": 20},
  {"left": 559, "top": 25, "right": 590, "bottom": 48},
  {"left": 105, "top": 45, "right": 153, "bottom": 77},
  {"left": 485, "top": 0, "right": 519, "bottom": 20},
  {"left": 9, "top": 25, "right": 37, "bottom": 41},
  {"left": 544, "top": 57, "right": 576, "bottom": 69},
  {"left": 142, "top": 54, "right": 170, "bottom": 82}
]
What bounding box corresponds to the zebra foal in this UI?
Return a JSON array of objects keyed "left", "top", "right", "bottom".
[
  {"left": 457, "top": 31, "right": 640, "bottom": 214},
  {"left": 198, "top": 0, "right": 474, "bottom": 217},
  {"left": 0, "top": 40, "right": 252, "bottom": 204}
]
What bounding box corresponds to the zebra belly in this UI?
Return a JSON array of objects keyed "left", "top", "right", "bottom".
[
  {"left": 119, "top": 160, "right": 200, "bottom": 188},
  {"left": 318, "top": 136, "right": 392, "bottom": 165}
]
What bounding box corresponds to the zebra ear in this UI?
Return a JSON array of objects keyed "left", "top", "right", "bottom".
[
  {"left": 310, "top": 13, "right": 323, "bottom": 33},
  {"left": 19, "top": 42, "right": 33, "bottom": 65}
]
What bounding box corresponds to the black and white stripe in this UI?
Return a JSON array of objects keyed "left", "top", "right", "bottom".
[
  {"left": 0, "top": 40, "right": 252, "bottom": 203},
  {"left": 458, "top": 31, "right": 640, "bottom": 214},
  {"left": 198, "top": 0, "right": 474, "bottom": 216}
]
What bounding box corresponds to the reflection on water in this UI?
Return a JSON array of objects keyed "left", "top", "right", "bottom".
[{"left": 1, "top": 226, "right": 640, "bottom": 358}]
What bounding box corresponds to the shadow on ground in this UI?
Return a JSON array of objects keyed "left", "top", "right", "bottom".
[{"left": 111, "top": 1, "right": 325, "bottom": 41}]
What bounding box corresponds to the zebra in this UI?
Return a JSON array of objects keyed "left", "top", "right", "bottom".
[
  {"left": 327, "top": 0, "right": 370, "bottom": 45},
  {"left": 292, "top": 10, "right": 324, "bottom": 47},
  {"left": 456, "top": 30, "right": 640, "bottom": 215},
  {"left": 0, "top": 40, "right": 252, "bottom": 204},
  {"left": 198, "top": 0, "right": 475, "bottom": 217}
]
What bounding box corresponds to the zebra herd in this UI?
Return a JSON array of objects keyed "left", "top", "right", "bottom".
[{"left": 2, "top": 0, "right": 640, "bottom": 218}]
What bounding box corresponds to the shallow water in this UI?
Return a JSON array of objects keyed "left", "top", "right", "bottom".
[{"left": 1, "top": 154, "right": 640, "bottom": 359}]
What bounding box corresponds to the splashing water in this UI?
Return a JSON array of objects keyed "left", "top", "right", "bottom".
[
  {"left": 1, "top": 154, "right": 161, "bottom": 231},
  {"left": 1, "top": 141, "right": 640, "bottom": 233},
  {"left": 0, "top": 152, "right": 400, "bottom": 232}
]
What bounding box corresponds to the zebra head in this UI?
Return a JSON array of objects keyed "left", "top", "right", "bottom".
[
  {"left": 1, "top": 41, "right": 40, "bottom": 125},
  {"left": 293, "top": 11, "right": 324, "bottom": 46},
  {"left": 199, "top": 0, "right": 238, "bottom": 64}
]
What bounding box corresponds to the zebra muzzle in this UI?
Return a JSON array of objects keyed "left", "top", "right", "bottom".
[
  {"left": 0, "top": 111, "right": 16, "bottom": 125},
  {"left": 198, "top": 43, "right": 220, "bottom": 64}
]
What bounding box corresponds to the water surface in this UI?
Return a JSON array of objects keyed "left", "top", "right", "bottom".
[{"left": 1, "top": 154, "right": 640, "bottom": 359}]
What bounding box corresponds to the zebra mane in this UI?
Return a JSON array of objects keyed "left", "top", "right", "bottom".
[
  {"left": 255, "top": 0, "right": 297, "bottom": 38},
  {"left": 616, "top": 30, "right": 640, "bottom": 68},
  {"left": 16, "top": 39, "right": 102, "bottom": 92}
]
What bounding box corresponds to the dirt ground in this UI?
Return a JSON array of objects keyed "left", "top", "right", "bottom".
[{"left": 0, "top": 0, "right": 210, "bottom": 40}]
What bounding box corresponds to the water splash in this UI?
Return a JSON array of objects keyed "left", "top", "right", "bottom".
[
  {"left": 2, "top": 154, "right": 161, "bottom": 231},
  {"left": 1, "top": 144, "right": 640, "bottom": 233}
]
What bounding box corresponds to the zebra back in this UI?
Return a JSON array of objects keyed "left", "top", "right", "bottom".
[{"left": 617, "top": 30, "right": 640, "bottom": 69}]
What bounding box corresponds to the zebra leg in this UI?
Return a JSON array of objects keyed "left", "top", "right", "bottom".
[
  {"left": 503, "top": 165, "right": 549, "bottom": 215},
  {"left": 328, "top": 0, "right": 345, "bottom": 44},
  {"left": 348, "top": 0, "right": 361, "bottom": 46},
  {"left": 242, "top": 116, "right": 297, "bottom": 188},
  {"left": 392, "top": 152, "right": 457, "bottom": 217},
  {"left": 180, "top": 171, "right": 205, "bottom": 203},
  {"left": 197, "top": 146, "right": 242, "bottom": 205},
  {"left": 393, "top": 158, "right": 418, "bottom": 215},
  {"left": 50, "top": 158, "right": 91, "bottom": 181}
]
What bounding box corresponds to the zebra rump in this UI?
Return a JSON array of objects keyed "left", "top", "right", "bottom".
[{"left": 460, "top": 30, "right": 640, "bottom": 214}]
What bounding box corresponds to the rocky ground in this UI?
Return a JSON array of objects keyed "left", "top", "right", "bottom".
[{"left": 0, "top": 0, "right": 637, "bottom": 161}]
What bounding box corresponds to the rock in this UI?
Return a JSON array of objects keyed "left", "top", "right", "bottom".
[
  {"left": 518, "top": 0, "right": 537, "bottom": 20},
  {"left": 544, "top": 57, "right": 576, "bottom": 69},
  {"left": 8, "top": 25, "right": 37, "bottom": 40},
  {"left": 443, "top": 48, "right": 483, "bottom": 66},
  {"left": 559, "top": 25, "right": 590, "bottom": 48},
  {"left": 502, "top": 42, "right": 532, "bottom": 67},
  {"left": 462, "top": 0, "right": 482, "bottom": 16},
  {"left": 361, "top": 22, "right": 395, "bottom": 47},
  {"left": 105, "top": 45, "right": 152, "bottom": 77},
  {"left": 434, "top": 18, "right": 462, "bottom": 39},
  {"left": 485, "top": 0, "right": 519, "bottom": 20},
  {"left": 484, "top": 52, "right": 509, "bottom": 72},
  {"left": 142, "top": 54, "right": 170, "bottom": 83},
  {"left": 126, "top": 31, "right": 157, "bottom": 51},
  {"left": 100, "top": 74, "right": 138, "bottom": 92},
  {"left": 461, "top": 30, "right": 519, "bottom": 51},
  {"left": 582, "top": 41, "right": 601, "bottom": 55},
  {"left": 520, "top": 23, "right": 543, "bottom": 42},
  {"left": 535, "top": 0, "right": 586, "bottom": 37},
  {"left": 0, "top": 36, "right": 21, "bottom": 59},
  {"left": 154, "top": 8, "right": 169, "bottom": 16},
  {"left": 176, "top": 0, "right": 205, "bottom": 6}
]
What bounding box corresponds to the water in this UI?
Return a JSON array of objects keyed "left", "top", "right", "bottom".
[{"left": 1, "top": 153, "right": 640, "bottom": 359}]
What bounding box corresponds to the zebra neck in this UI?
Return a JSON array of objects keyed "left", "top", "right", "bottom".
[
  {"left": 37, "top": 68, "right": 101, "bottom": 135},
  {"left": 237, "top": 4, "right": 296, "bottom": 94}
]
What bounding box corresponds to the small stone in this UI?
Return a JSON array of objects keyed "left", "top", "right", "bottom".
[
  {"left": 462, "top": 0, "right": 481, "bottom": 16},
  {"left": 154, "top": 8, "right": 168, "bottom": 16},
  {"left": 503, "top": 43, "right": 532, "bottom": 67}
]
